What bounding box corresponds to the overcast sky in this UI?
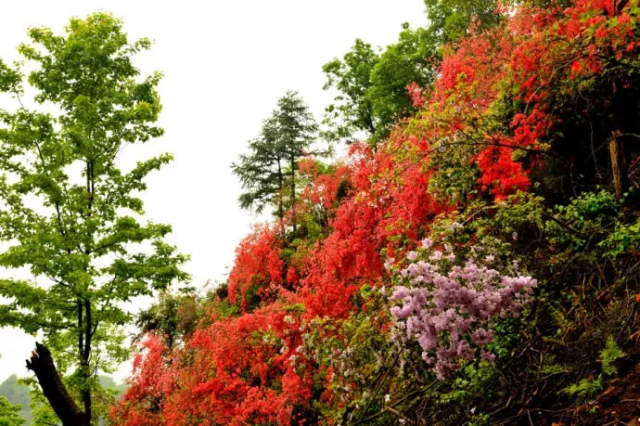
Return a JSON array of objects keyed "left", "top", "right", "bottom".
[{"left": 0, "top": 0, "right": 427, "bottom": 383}]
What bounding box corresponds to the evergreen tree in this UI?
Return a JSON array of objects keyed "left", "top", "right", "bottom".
[
  {"left": 0, "top": 13, "right": 189, "bottom": 424},
  {"left": 232, "top": 90, "right": 321, "bottom": 232}
]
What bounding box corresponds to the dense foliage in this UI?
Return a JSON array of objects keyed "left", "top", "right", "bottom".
[
  {"left": 0, "top": 0, "right": 633, "bottom": 424},
  {"left": 110, "top": 0, "right": 640, "bottom": 424},
  {"left": 0, "top": 375, "right": 31, "bottom": 424},
  {"left": 0, "top": 13, "right": 188, "bottom": 424},
  {"left": 112, "top": 0, "right": 640, "bottom": 424},
  {"left": 321, "top": 0, "right": 502, "bottom": 145},
  {"left": 0, "top": 396, "right": 24, "bottom": 426}
]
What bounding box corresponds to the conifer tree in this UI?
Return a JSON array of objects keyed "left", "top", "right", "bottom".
[{"left": 232, "top": 90, "right": 320, "bottom": 232}]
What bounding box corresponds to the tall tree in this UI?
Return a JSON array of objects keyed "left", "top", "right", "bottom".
[
  {"left": 233, "top": 117, "right": 286, "bottom": 217},
  {"left": 232, "top": 90, "right": 320, "bottom": 233},
  {"left": 0, "top": 13, "right": 189, "bottom": 424},
  {"left": 322, "top": 39, "right": 380, "bottom": 143}
]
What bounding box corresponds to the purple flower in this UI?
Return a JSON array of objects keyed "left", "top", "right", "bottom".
[
  {"left": 471, "top": 328, "right": 494, "bottom": 345},
  {"left": 421, "top": 238, "right": 433, "bottom": 249},
  {"left": 481, "top": 350, "right": 496, "bottom": 362},
  {"left": 386, "top": 241, "right": 536, "bottom": 380},
  {"left": 384, "top": 258, "right": 395, "bottom": 271},
  {"left": 430, "top": 250, "right": 443, "bottom": 261}
]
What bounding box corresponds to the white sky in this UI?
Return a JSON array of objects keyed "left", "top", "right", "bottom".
[{"left": 0, "top": 0, "right": 427, "bottom": 383}]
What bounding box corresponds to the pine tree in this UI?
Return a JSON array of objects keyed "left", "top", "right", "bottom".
[{"left": 232, "top": 90, "right": 321, "bottom": 233}]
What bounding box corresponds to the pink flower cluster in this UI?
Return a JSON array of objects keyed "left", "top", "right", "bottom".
[{"left": 389, "top": 241, "right": 537, "bottom": 380}]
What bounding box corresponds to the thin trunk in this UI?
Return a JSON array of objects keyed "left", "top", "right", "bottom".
[
  {"left": 81, "top": 158, "right": 94, "bottom": 422},
  {"left": 608, "top": 133, "right": 626, "bottom": 198},
  {"left": 83, "top": 299, "right": 92, "bottom": 421},
  {"left": 366, "top": 109, "right": 376, "bottom": 135},
  {"left": 86, "top": 160, "right": 94, "bottom": 212},
  {"left": 277, "top": 158, "right": 285, "bottom": 236},
  {"left": 290, "top": 154, "right": 296, "bottom": 234},
  {"left": 77, "top": 300, "right": 83, "bottom": 359},
  {"left": 26, "top": 343, "right": 88, "bottom": 426}
]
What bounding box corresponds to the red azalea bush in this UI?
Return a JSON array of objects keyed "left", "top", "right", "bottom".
[{"left": 227, "top": 225, "right": 283, "bottom": 310}]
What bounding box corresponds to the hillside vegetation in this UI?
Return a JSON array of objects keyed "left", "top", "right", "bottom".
[
  {"left": 2, "top": 0, "right": 638, "bottom": 425},
  {"left": 110, "top": 1, "right": 640, "bottom": 424}
]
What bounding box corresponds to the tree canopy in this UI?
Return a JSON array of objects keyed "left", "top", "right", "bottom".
[
  {"left": 0, "top": 12, "right": 188, "bottom": 424},
  {"left": 322, "top": 26, "right": 437, "bottom": 144},
  {"left": 322, "top": 0, "right": 503, "bottom": 145},
  {"left": 0, "top": 396, "right": 24, "bottom": 426},
  {"left": 232, "top": 90, "right": 322, "bottom": 232},
  {"left": 0, "top": 375, "right": 30, "bottom": 425}
]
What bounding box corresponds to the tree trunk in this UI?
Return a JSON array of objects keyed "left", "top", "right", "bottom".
[
  {"left": 277, "top": 159, "right": 285, "bottom": 236},
  {"left": 26, "top": 342, "right": 88, "bottom": 426},
  {"left": 83, "top": 299, "right": 92, "bottom": 421},
  {"left": 608, "top": 133, "right": 627, "bottom": 198},
  {"left": 290, "top": 155, "right": 296, "bottom": 234}
]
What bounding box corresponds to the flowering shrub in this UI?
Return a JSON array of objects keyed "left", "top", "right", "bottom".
[
  {"left": 114, "top": 1, "right": 640, "bottom": 424},
  {"left": 111, "top": 335, "right": 174, "bottom": 425},
  {"left": 227, "top": 225, "right": 283, "bottom": 310},
  {"left": 387, "top": 228, "right": 537, "bottom": 379}
]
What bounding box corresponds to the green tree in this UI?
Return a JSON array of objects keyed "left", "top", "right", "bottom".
[
  {"left": 424, "top": 0, "right": 500, "bottom": 44},
  {"left": 0, "top": 375, "right": 30, "bottom": 424},
  {"left": 233, "top": 117, "right": 286, "bottom": 216},
  {"left": 232, "top": 90, "right": 321, "bottom": 233},
  {"left": 0, "top": 396, "right": 24, "bottom": 426},
  {"left": 322, "top": 25, "right": 436, "bottom": 144},
  {"left": 0, "top": 13, "right": 189, "bottom": 424},
  {"left": 135, "top": 288, "right": 201, "bottom": 350},
  {"left": 322, "top": 1, "right": 503, "bottom": 145},
  {"left": 322, "top": 39, "right": 379, "bottom": 143},
  {"left": 367, "top": 24, "right": 437, "bottom": 139}
]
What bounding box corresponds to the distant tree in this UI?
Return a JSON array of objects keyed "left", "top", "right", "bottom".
[
  {"left": 135, "top": 288, "right": 201, "bottom": 350},
  {"left": 19, "top": 374, "right": 124, "bottom": 426},
  {"left": 98, "top": 375, "right": 127, "bottom": 400},
  {"left": 0, "top": 12, "right": 189, "bottom": 425},
  {"left": 367, "top": 24, "right": 437, "bottom": 139},
  {"left": 232, "top": 90, "right": 321, "bottom": 233},
  {"left": 322, "top": 39, "right": 379, "bottom": 143},
  {"left": 233, "top": 117, "right": 286, "bottom": 216}
]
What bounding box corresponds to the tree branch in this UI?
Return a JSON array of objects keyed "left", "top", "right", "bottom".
[{"left": 26, "top": 342, "right": 88, "bottom": 426}]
